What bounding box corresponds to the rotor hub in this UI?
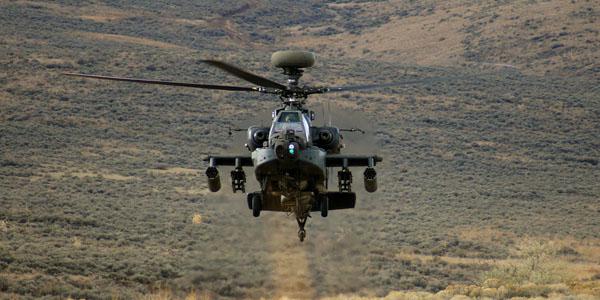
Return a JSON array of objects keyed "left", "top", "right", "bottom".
[
  {"left": 272, "top": 51, "right": 316, "bottom": 97},
  {"left": 285, "top": 68, "right": 303, "bottom": 87},
  {"left": 67, "top": 50, "right": 409, "bottom": 114}
]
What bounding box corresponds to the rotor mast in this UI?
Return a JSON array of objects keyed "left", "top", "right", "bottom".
[
  {"left": 271, "top": 51, "right": 315, "bottom": 109},
  {"left": 280, "top": 67, "right": 305, "bottom": 108}
]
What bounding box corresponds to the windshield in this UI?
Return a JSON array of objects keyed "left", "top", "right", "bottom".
[
  {"left": 278, "top": 112, "right": 301, "bottom": 123},
  {"left": 269, "top": 110, "right": 311, "bottom": 143}
]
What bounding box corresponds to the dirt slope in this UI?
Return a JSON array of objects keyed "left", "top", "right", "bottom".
[{"left": 284, "top": 0, "right": 600, "bottom": 76}]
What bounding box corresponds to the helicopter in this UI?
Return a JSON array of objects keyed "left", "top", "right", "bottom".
[{"left": 65, "top": 50, "right": 398, "bottom": 241}]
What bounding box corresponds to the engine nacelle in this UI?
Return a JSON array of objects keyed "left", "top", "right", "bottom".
[
  {"left": 311, "top": 126, "right": 341, "bottom": 153},
  {"left": 206, "top": 167, "right": 221, "bottom": 192},
  {"left": 246, "top": 126, "right": 269, "bottom": 151},
  {"left": 364, "top": 167, "right": 377, "bottom": 193}
]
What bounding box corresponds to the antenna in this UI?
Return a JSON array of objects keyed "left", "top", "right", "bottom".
[
  {"left": 327, "top": 100, "right": 332, "bottom": 126},
  {"left": 228, "top": 126, "right": 245, "bottom": 136},
  {"left": 321, "top": 102, "right": 326, "bottom": 127}
]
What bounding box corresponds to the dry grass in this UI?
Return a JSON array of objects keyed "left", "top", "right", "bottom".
[
  {"left": 0, "top": 36, "right": 49, "bottom": 49},
  {"left": 454, "top": 229, "right": 600, "bottom": 279},
  {"left": 98, "top": 140, "right": 162, "bottom": 156},
  {"left": 37, "top": 169, "right": 138, "bottom": 181},
  {"left": 491, "top": 152, "right": 536, "bottom": 164},
  {"left": 285, "top": 2, "right": 468, "bottom": 65},
  {"left": 71, "top": 31, "right": 190, "bottom": 50},
  {"left": 191, "top": 213, "right": 202, "bottom": 225},
  {"left": 72, "top": 237, "right": 82, "bottom": 249},
  {"left": 4, "top": 0, "right": 142, "bottom": 22},
  {"left": 485, "top": 239, "right": 573, "bottom": 285},
  {"left": 172, "top": 18, "right": 209, "bottom": 27},
  {"left": 4, "top": 74, "right": 50, "bottom": 91},
  {"left": 2, "top": 0, "right": 599, "bottom": 298},
  {"left": 471, "top": 0, "right": 599, "bottom": 74},
  {"left": 175, "top": 187, "right": 208, "bottom": 196},
  {"left": 324, "top": 289, "right": 598, "bottom": 300},
  {"left": 391, "top": 231, "right": 600, "bottom": 298},
  {"left": 322, "top": 283, "right": 600, "bottom": 299},
  {"left": 267, "top": 216, "right": 317, "bottom": 300},
  {"left": 29, "top": 54, "right": 75, "bottom": 66},
  {"left": 0, "top": 220, "right": 7, "bottom": 233},
  {"left": 477, "top": 239, "right": 600, "bottom": 298},
  {"left": 148, "top": 168, "right": 199, "bottom": 176},
  {"left": 470, "top": 141, "right": 499, "bottom": 148},
  {"left": 394, "top": 252, "right": 507, "bottom": 267},
  {"left": 284, "top": 0, "right": 599, "bottom": 74},
  {"left": 140, "top": 289, "right": 213, "bottom": 300}
]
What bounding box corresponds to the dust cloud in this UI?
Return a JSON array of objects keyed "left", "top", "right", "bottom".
[{"left": 209, "top": 107, "right": 381, "bottom": 298}]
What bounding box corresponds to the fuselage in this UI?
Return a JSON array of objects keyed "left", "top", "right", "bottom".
[{"left": 252, "top": 108, "right": 327, "bottom": 215}]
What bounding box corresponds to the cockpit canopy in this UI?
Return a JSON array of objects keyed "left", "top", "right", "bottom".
[
  {"left": 270, "top": 110, "right": 310, "bottom": 145},
  {"left": 278, "top": 111, "right": 301, "bottom": 123}
]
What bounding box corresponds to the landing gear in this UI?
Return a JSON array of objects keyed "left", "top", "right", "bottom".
[
  {"left": 319, "top": 194, "right": 328, "bottom": 217},
  {"left": 296, "top": 216, "right": 307, "bottom": 242},
  {"left": 251, "top": 193, "right": 262, "bottom": 217}
]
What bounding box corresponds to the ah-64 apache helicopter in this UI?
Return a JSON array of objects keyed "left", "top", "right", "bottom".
[{"left": 64, "top": 50, "right": 424, "bottom": 241}]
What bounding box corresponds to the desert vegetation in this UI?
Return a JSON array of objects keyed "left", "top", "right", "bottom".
[{"left": 0, "top": 0, "right": 599, "bottom": 299}]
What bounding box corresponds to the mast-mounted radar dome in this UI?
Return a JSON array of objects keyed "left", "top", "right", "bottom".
[{"left": 271, "top": 51, "right": 315, "bottom": 69}]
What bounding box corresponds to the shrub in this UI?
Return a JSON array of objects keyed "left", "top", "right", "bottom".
[
  {"left": 477, "top": 239, "right": 577, "bottom": 298},
  {"left": 482, "top": 239, "right": 572, "bottom": 286},
  {"left": 0, "top": 275, "right": 8, "bottom": 292}
]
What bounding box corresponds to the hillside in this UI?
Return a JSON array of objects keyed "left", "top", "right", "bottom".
[
  {"left": 284, "top": 0, "right": 600, "bottom": 77},
  {"left": 1, "top": 0, "right": 599, "bottom": 299}
]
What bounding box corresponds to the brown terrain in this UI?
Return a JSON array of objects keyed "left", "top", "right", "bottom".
[{"left": 0, "top": 0, "right": 599, "bottom": 299}]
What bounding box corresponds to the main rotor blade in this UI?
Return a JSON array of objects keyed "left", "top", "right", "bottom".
[
  {"left": 63, "top": 73, "right": 260, "bottom": 92},
  {"left": 309, "top": 78, "right": 445, "bottom": 94},
  {"left": 200, "top": 60, "right": 287, "bottom": 90}
]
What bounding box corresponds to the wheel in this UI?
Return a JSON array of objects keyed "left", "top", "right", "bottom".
[
  {"left": 320, "top": 195, "right": 328, "bottom": 218},
  {"left": 252, "top": 193, "right": 262, "bottom": 217},
  {"left": 246, "top": 193, "right": 254, "bottom": 209}
]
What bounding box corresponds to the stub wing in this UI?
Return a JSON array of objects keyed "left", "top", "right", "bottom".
[
  {"left": 325, "top": 155, "right": 382, "bottom": 167},
  {"left": 203, "top": 156, "right": 253, "bottom": 167},
  {"left": 203, "top": 155, "right": 252, "bottom": 193}
]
